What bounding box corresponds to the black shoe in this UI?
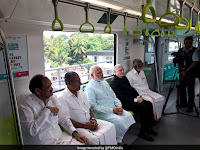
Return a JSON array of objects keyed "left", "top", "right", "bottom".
[
  {"left": 138, "top": 132, "right": 154, "bottom": 142},
  {"left": 186, "top": 107, "right": 193, "bottom": 112},
  {"left": 148, "top": 128, "right": 158, "bottom": 136}
]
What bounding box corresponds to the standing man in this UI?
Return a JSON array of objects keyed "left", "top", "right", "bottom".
[
  {"left": 20, "top": 74, "right": 88, "bottom": 145},
  {"left": 85, "top": 66, "right": 135, "bottom": 145},
  {"left": 175, "top": 36, "right": 199, "bottom": 112},
  {"left": 110, "top": 64, "right": 156, "bottom": 142},
  {"left": 126, "top": 59, "right": 165, "bottom": 121},
  {"left": 57, "top": 72, "right": 117, "bottom": 145}
]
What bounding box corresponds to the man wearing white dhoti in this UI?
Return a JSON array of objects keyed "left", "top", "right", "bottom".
[
  {"left": 85, "top": 66, "right": 135, "bottom": 145},
  {"left": 126, "top": 59, "right": 165, "bottom": 121},
  {"left": 58, "top": 72, "right": 117, "bottom": 145},
  {"left": 20, "top": 74, "right": 88, "bottom": 145}
]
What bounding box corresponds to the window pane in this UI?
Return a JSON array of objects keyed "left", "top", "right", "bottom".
[{"left": 43, "top": 31, "right": 115, "bottom": 91}]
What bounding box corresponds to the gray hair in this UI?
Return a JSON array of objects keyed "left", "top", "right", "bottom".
[
  {"left": 114, "top": 64, "right": 123, "bottom": 72},
  {"left": 133, "top": 58, "right": 143, "bottom": 67},
  {"left": 89, "top": 65, "right": 99, "bottom": 75}
]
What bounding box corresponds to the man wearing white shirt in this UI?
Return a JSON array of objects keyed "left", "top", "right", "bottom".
[
  {"left": 58, "top": 72, "right": 117, "bottom": 145},
  {"left": 20, "top": 74, "right": 88, "bottom": 145},
  {"left": 126, "top": 59, "right": 165, "bottom": 121}
]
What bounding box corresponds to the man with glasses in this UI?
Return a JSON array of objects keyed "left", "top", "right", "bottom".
[{"left": 126, "top": 59, "right": 165, "bottom": 121}]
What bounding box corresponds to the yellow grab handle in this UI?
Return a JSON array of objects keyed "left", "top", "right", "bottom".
[
  {"left": 142, "top": 1, "right": 157, "bottom": 23},
  {"left": 79, "top": 19, "right": 95, "bottom": 33},
  {"left": 172, "top": 31, "right": 175, "bottom": 37},
  {"left": 145, "top": 24, "right": 149, "bottom": 36},
  {"left": 51, "top": 0, "right": 64, "bottom": 31},
  {"left": 151, "top": 29, "right": 160, "bottom": 37},
  {"left": 158, "top": 8, "right": 180, "bottom": 27},
  {"left": 131, "top": 26, "right": 142, "bottom": 36},
  {"left": 188, "top": 17, "right": 192, "bottom": 31},
  {"left": 161, "top": 28, "right": 165, "bottom": 37},
  {"left": 168, "top": 30, "right": 170, "bottom": 37},
  {"left": 123, "top": 24, "right": 127, "bottom": 35},
  {"left": 52, "top": 16, "right": 64, "bottom": 31},
  {"left": 195, "top": 21, "right": 199, "bottom": 33},
  {"left": 104, "top": 23, "right": 112, "bottom": 34},
  {"left": 175, "top": 14, "right": 189, "bottom": 29}
]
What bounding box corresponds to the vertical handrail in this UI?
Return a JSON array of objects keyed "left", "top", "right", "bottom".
[{"left": 0, "top": 26, "right": 23, "bottom": 145}]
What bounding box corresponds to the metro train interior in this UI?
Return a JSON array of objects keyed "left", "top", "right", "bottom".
[{"left": 1, "top": 0, "right": 200, "bottom": 147}]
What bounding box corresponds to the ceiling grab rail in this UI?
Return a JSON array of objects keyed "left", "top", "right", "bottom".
[
  {"left": 151, "top": 23, "right": 160, "bottom": 37},
  {"left": 141, "top": 0, "right": 157, "bottom": 23},
  {"left": 51, "top": 0, "right": 64, "bottom": 31},
  {"left": 175, "top": 0, "right": 189, "bottom": 29},
  {"left": 79, "top": 3, "right": 95, "bottom": 33},
  {"left": 123, "top": 12, "right": 127, "bottom": 35},
  {"left": 0, "top": 26, "right": 24, "bottom": 145},
  {"left": 195, "top": 11, "right": 200, "bottom": 34},
  {"left": 158, "top": 0, "right": 180, "bottom": 27},
  {"left": 104, "top": 8, "right": 112, "bottom": 34},
  {"left": 131, "top": 17, "right": 142, "bottom": 36},
  {"left": 188, "top": 3, "right": 194, "bottom": 31}
]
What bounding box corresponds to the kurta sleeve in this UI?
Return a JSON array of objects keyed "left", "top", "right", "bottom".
[
  {"left": 56, "top": 97, "right": 77, "bottom": 135},
  {"left": 85, "top": 86, "right": 113, "bottom": 114},
  {"left": 20, "top": 104, "right": 51, "bottom": 137}
]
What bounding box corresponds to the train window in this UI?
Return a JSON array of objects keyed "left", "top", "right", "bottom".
[{"left": 43, "top": 31, "right": 115, "bottom": 91}]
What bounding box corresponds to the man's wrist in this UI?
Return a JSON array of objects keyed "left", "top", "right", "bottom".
[
  {"left": 90, "top": 117, "right": 95, "bottom": 120},
  {"left": 72, "top": 131, "right": 78, "bottom": 137}
]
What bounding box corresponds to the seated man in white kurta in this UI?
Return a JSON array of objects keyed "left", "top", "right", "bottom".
[
  {"left": 58, "top": 72, "right": 117, "bottom": 145},
  {"left": 84, "top": 66, "right": 135, "bottom": 145},
  {"left": 20, "top": 74, "right": 89, "bottom": 145},
  {"left": 126, "top": 59, "right": 165, "bottom": 121}
]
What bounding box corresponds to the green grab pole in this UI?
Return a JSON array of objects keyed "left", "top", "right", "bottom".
[{"left": 142, "top": 0, "right": 156, "bottom": 23}]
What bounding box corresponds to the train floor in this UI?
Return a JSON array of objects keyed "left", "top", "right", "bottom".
[{"left": 123, "top": 83, "right": 200, "bottom": 145}]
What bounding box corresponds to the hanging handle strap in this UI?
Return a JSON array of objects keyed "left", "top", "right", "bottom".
[
  {"left": 188, "top": 3, "right": 194, "bottom": 31},
  {"left": 123, "top": 13, "right": 127, "bottom": 35},
  {"left": 51, "top": 0, "right": 64, "bottom": 31},
  {"left": 151, "top": 23, "right": 160, "bottom": 37},
  {"left": 158, "top": 0, "right": 180, "bottom": 27},
  {"left": 79, "top": 3, "right": 95, "bottom": 33},
  {"left": 175, "top": 0, "right": 189, "bottom": 29},
  {"left": 195, "top": 11, "right": 200, "bottom": 33},
  {"left": 142, "top": 0, "right": 157, "bottom": 23},
  {"left": 104, "top": 8, "right": 112, "bottom": 34},
  {"left": 145, "top": 23, "right": 149, "bottom": 36},
  {"left": 161, "top": 28, "right": 165, "bottom": 37},
  {"left": 131, "top": 18, "right": 142, "bottom": 36}
]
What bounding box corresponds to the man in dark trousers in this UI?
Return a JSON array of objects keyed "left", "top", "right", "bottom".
[
  {"left": 175, "top": 36, "right": 200, "bottom": 112},
  {"left": 110, "top": 64, "right": 157, "bottom": 142}
]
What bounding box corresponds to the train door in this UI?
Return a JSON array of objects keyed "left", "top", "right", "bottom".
[{"left": 0, "top": 29, "right": 22, "bottom": 145}]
